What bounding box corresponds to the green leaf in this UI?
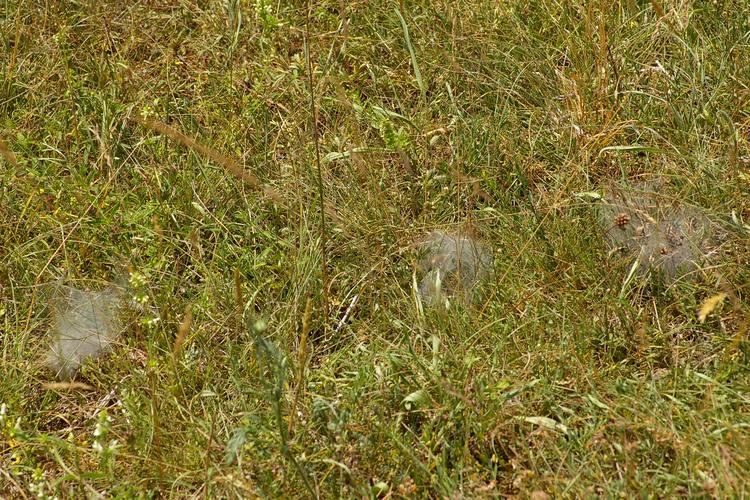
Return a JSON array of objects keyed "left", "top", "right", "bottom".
[
  {"left": 574, "top": 191, "right": 602, "bottom": 201},
  {"left": 372, "top": 481, "right": 389, "bottom": 495},
  {"left": 585, "top": 394, "right": 610, "bottom": 410},
  {"left": 501, "top": 378, "right": 539, "bottom": 400},
  {"left": 224, "top": 427, "right": 248, "bottom": 465},
  {"left": 323, "top": 147, "right": 388, "bottom": 163},
  {"left": 519, "top": 416, "right": 569, "bottom": 435},
  {"left": 394, "top": 8, "right": 425, "bottom": 99},
  {"left": 402, "top": 389, "right": 429, "bottom": 411}
]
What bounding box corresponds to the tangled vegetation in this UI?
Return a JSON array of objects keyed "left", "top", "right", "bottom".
[{"left": 1, "top": 0, "right": 749, "bottom": 497}]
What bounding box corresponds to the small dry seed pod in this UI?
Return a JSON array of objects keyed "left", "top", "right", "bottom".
[{"left": 614, "top": 212, "right": 631, "bottom": 229}]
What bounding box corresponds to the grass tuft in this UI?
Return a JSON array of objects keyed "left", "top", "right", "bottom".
[{"left": 1, "top": 0, "right": 749, "bottom": 497}]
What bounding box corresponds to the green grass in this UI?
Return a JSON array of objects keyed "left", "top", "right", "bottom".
[{"left": 1, "top": 0, "right": 749, "bottom": 497}]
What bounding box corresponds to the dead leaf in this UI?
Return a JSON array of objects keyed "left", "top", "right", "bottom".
[
  {"left": 42, "top": 381, "right": 95, "bottom": 391},
  {"left": 698, "top": 293, "right": 728, "bottom": 323},
  {"left": 173, "top": 305, "right": 193, "bottom": 354}
]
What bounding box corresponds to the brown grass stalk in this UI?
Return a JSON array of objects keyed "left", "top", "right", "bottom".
[
  {"left": 304, "top": 3, "right": 330, "bottom": 326},
  {"left": 130, "top": 113, "right": 283, "bottom": 204}
]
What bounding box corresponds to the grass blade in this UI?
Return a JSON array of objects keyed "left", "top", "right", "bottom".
[{"left": 395, "top": 7, "right": 425, "bottom": 99}]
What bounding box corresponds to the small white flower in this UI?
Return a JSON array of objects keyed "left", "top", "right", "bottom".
[{"left": 129, "top": 271, "right": 147, "bottom": 288}]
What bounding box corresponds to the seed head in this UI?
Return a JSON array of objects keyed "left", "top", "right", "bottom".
[{"left": 614, "top": 212, "right": 631, "bottom": 229}]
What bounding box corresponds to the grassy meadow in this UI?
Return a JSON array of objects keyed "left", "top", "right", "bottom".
[{"left": 1, "top": 0, "right": 749, "bottom": 497}]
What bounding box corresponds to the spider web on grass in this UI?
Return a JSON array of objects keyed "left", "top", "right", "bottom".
[{"left": 598, "top": 184, "right": 721, "bottom": 285}]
